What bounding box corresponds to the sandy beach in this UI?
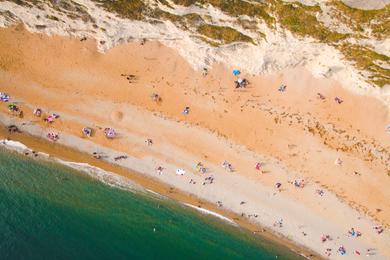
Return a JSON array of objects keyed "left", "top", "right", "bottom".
[{"left": 0, "top": 25, "right": 390, "bottom": 259}]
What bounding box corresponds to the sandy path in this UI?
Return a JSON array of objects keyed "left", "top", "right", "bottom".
[{"left": 0, "top": 25, "right": 389, "bottom": 259}]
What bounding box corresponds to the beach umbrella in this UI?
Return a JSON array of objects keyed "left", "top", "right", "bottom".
[{"left": 233, "top": 69, "right": 241, "bottom": 76}]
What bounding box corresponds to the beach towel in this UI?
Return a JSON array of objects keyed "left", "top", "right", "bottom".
[
  {"left": 0, "top": 93, "right": 10, "bottom": 102},
  {"left": 176, "top": 169, "right": 185, "bottom": 175}
]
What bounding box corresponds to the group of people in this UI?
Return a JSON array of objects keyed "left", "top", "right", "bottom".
[{"left": 0, "top": 92, "right": 10, "bottom": 102}]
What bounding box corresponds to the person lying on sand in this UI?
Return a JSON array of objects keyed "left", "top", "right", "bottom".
[
  {"left": 222, "top": 160, "right": 234, "bottom": 172},
  {"left": 335, "top": 97, "right": 343, "bottom": 104},
  {"left": 156, "top": 166, "right": 164, "bottom": 175},
  {"left": 182, "top": 106, "right": 190, "bottom": 115},
  {"left": 235, "top": 78, "right": 248, "bottom": 88},
  {"left": 114, "top": 155, "right": 128, "bottom": 161},
  {"left": 317, "top": 93, "right": 325, "bottom": 100}
]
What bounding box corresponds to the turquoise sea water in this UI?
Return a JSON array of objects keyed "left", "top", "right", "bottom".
[{"left": 0, "top": 148, "right": 302, "bottom": 259}]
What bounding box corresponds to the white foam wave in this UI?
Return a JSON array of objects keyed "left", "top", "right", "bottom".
[
  {"left": 0, "top": 139, "right": 29, "bottom": 150},
  {"left": 184, "top": 203, "right": 236, "bottom": 225}
]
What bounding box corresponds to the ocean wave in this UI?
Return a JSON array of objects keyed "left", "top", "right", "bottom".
[
  {"left": 1, "top": 138, "right": 236, "bottom": 227},
  {"left": 0, "top": 139, "right": 147, "bottom": 194},
  {"left": 0, "top": 139, "right": 29, "bottom": 150},
  {"left": 183, "top": 203, "right": 237, "bottom": 226}
]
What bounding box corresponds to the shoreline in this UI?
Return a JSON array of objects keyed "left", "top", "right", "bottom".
[
  {"left": 0, "top": 26, "right": 389, "bottom": 259},
  {"left": 0, "top": 125, "right": 317, "bottom": 259}
]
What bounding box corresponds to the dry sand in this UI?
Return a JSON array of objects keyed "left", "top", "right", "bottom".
[{"left": 0, "top": 25, "right": 390, "bottom": 259}]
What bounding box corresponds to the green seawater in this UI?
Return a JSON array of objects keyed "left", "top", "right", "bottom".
[{"left": 0, "top": 148, "right": 303, "bottom": 259}]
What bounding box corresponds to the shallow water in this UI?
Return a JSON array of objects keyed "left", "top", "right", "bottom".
[{"left": 0, "top": 148, "right": 303, "bottom": 259}]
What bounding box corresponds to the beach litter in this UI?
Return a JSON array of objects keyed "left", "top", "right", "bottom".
[
  {"left": 176, "top": 168, "right": 185, "bottom": 175},
  {"left": 0, "top": 92, "right": 10, "bottom": 102}
]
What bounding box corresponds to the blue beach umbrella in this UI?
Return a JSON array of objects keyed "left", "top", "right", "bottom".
[{"left": 233, "top": 69, "right": 241, "bottom": 76}]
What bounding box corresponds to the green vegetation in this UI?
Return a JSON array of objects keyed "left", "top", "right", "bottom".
[
  {"left": 338, "top": 44, "right": 390, "bottom": 87},
  {"left": 171, "top": 0, "right": 274, "bottom": 27},
  {"left": 197, "top": 24, "right": 253, "bottom": 44},
  {"left": 328, "top": 1, "right": 390, "bottom": 39},
  {"left": 93, "top": 0, "right": 147, "bottom": 20},
  {"left": 271, "top": 1, "right": 347, "bottom": 43}
]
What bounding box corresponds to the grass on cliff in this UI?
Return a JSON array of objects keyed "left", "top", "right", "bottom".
[
  {"left": 271, "top": 1, "right": 348, "bottom": 43},
  {"left": 339, "top": 44, "right": 390, "bottom": 87},
  {"left": 327, "top": 1, "right": 390, "bottom": 39},
  {"left": 197, "top": 24, "right": 253, "bottom": 44}
]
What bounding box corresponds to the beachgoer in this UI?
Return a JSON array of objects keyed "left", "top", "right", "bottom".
[
  {"left": 104, "top": 127, "right": 116, "bottom": 139},
  {"left": 82, "top": 127, "right": 93, "bottom": 137},
  {"left": 222, "top": 160, "right": 234, "bottom": 172},
  {"left": 335, "top": 157, "right": 343, "bottom": 166},
  {"left": 47, "top": 132, "right": 59, "bottom": 141},
  {"left": 146, "top": 138, "right": 153, "bottom": 146},
  {"left": 202, "top": 68, "right": 208, "bottom": 77},
  {"left": 338, "top": 246, "right": 346, "bottom": 255},
  {"left": 278, "top": 84, "right": 287, "bottom": 92},
  {"left": 151, "top": 93, "right": 161, "bottom": 103},
  {"left": 335, "top": 97, "right": 343, "bottom": 104},
  {"left": 0, "top": 92, "right": 10, "bottom": 102},
  {"left": 373, "top": 225, "right": 384, "bottom": 234},
  {"left": 156, "top": 166, "right": 164, "bottom": 175},
  {"left": 317, "top": 93, "right": 325, "bottom": 100},
  {"left": 176, "top": 168, "right": 185, "bottom": 175},
  {"left": 255, "top": 162, "right": 262, "bottom": 171},
  {"left": 182, "top": 106, "right": 190, "bottom": 115},
  {"left": 33, "top": 108, "right": 42, "bottom": 117},
  {"left": 235, "top": 78, "right": 248, "bottom": 88}
]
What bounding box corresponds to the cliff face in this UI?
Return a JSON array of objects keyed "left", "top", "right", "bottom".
[{"left": 0, "top": 0, "right": 389, "bottom": 101}]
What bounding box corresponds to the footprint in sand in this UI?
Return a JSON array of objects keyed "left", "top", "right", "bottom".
[{"left": 110, "top": 111, "right": 123, "bottom": 123}]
